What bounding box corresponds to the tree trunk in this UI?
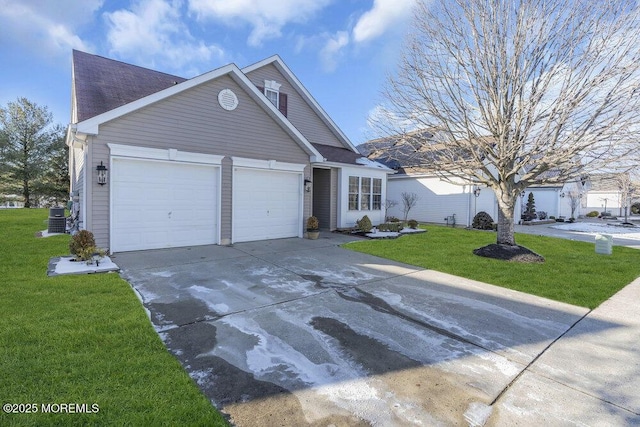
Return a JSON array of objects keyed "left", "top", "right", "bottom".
[
  {"left": 23, "top": 179, "right": 31, "bottom": 208},
  {"left": 496, "top": 194, "right": 517, "bottom": 246}
]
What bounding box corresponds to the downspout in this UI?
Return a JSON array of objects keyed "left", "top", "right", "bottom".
[{"left": 68, "top": 125, "right": 88, "bottom": 231}]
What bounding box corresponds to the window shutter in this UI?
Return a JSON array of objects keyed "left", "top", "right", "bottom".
[{"left": 279, "top": 93, "right": 288, "bottom": 117}]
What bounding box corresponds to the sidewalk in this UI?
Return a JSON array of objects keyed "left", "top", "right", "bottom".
[{"left": 490, "top": 277, "right": 640, "bottom": 425}]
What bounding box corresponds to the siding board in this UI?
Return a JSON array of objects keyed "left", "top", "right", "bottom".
[{"left": 245, "top": 64, "right": 345, "bottom": 148}]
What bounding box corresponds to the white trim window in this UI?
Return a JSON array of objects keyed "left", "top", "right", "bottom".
[
  {"left": 349, "top": 176, "right": 382, "bottom": 211},
  {"left": 372, "top": 178, "right": 382, "bottom": 210},
  {"left": 264, "top": 80, "right": 281, "bottom": 108},
  {"left": 349, "top": 176, "right": 359, "bottom": 210}
]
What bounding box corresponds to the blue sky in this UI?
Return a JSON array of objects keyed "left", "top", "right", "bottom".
[{"left": 0, "top": 0, "right": 417, "bottom": 145}]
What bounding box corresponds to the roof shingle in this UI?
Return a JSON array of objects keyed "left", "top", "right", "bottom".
[
  {"left": 73, "top": 50, "right": 186, "bottom": 122},
  {"left": 312, "top": 143, "right": 364, "bottom": 165}
]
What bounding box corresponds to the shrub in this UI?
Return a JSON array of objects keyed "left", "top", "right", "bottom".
[
  {"left": 69, "top": 230, "right": 95, "bottom": 257},
  {"left": 306, "top": 216, "right": 319, "bottom": 231},
  {"left": 356, "top": 215, "right": 373, "bottom": 232},
  {"left": 632, "top": 202, "right": 640, "bottom": 215},
  {"left": 386, "top": 216, "right": 401, "bottom": 222},
  {"left": 378, "top": 222, "right": 402, "bottom": 232},
  {"left": 69, "top": 230, "right": 104, "bottom": 262},
  {"left": 586, "top": 210, "right": 599, "bottom": 217},
  {"left": 407, "top": 219, "right": 419, "bottom": 229},
  {"left": 389, "top": 222, "right": 402, "bottom": 232},
  {"left": 549, "top": 215, "right": 556, "bottom": 220},
  {"left": 472, "top": 211, "right": 494, "bottom": 230},
  {"left": 538, "top": 211, "right": 547, "bottom": 220}
]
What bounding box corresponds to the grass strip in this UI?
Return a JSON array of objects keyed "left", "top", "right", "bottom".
[
  {"left": 0, "top": 209, "right": 228, "bottom": 426},
  {"left": 345, "top": 225, "right": 640, "bottom": 309}
]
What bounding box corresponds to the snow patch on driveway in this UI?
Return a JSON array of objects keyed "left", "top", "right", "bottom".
[
  {"left": 151, "top": 270, "right": 175, "bottom": 278},
  {"left": 188, "top": 285, "right": 230, "bottom": 314}
]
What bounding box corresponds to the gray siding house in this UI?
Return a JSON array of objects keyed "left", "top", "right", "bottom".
[{"left": 67, "top": 51, "right": 390, "bottom": 252}]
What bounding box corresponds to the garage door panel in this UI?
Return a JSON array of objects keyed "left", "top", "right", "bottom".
[
  {"left": 233, "top": 168, "right": 302, "bottom": 243},
  {"left": 112, "top": 159, "right": 218, "bottom": 252}
]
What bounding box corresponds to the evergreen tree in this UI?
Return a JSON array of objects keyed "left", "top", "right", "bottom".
[
  {"left": 525, "top": 192, "right": 536, "bottom": 219},
  {"left": 36, "top": 125, "right": 69, "bottom": 206},
  {"left": 0, "top": 98, "right": 55, "bottom": 207}
]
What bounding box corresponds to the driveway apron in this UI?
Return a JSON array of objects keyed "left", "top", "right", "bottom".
[{"left": 114, "top": 234, "right": 623, "bottom": 426}]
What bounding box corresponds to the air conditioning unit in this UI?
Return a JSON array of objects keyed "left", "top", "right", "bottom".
[{"left": 48, "top": 207, "right": 66, "bottom": 233}]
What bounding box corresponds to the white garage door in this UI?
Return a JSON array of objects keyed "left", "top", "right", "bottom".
[
  {"left": 111, "top": 158, "right": 219, "bottom": 252},
  {"left": 233, "top": 168, "right": 302, "bottom": 242}
]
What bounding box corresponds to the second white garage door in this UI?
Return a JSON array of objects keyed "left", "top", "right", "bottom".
[
  {"left": 111, "top": 158, "right": 219, "bottom": 252},
  {"left": 233, "top": 168, "right": 302, "bottom": 242}
]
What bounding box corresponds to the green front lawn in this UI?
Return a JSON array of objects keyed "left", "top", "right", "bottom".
[
  {"left": 345, "top": 225, "right": 640, "bottom": 309},
  {"left": 0, "top": 209, "right": 228, "bottom": 426}
]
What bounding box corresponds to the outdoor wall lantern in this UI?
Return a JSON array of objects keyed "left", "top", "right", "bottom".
[
  {"left": 96, "top": 161, "right": 108, "bottom": 186},
  {"left": 304, "top": 178, "right": 312, "bottom": 192},
  {"left": 473, "top": 186, "right": 481, "bottom": 197}
]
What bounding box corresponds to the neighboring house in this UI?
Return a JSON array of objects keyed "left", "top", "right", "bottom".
[
  {"left": 67, "top": 50, "right": 391, "bottom": 252},
  {"left": 0, "top": 195, "right": 24, "bottom": 209},
  {"left": 581, "top": 173, "right": 635, "bottom": 216},
  {"left": 361, "top": 135, "right": 581, "bottom": 226}
]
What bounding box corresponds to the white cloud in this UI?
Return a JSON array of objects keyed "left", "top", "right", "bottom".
[
  {"left": 188, "top": 0, "right": 332, "bottom": 47},
  {"left": 105, "top": 0, "right": 225, "bottom": 75},
  {"left": 319, "top": 31, "right": 349, "bottom": 72},
  {"left": 353, "top": 0, "right": 416, "bottom": 44},
  {"left": 0, "top": 0, "right": 98, "bottom": 56}
]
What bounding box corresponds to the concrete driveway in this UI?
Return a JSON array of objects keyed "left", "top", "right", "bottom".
[{"left": 114, "top": 234, "right": 637, "bottom": 426}]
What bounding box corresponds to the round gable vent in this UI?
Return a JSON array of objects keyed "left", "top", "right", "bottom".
[{"left": 218, "top": 89, "right": 238, "bottom": 111}]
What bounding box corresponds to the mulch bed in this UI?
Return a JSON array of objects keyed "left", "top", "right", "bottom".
[{"left": 473, "top": 244, "right": 545, "bottom": 263}]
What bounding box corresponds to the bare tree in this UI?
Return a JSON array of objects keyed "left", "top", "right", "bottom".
[
  {"left": 400, "top": 192, "right": 419, "bottom": 222},
  {"left": 615, "top": 172, "right": 638, "bottom": 224},
  {"left": 566, "top": 190, "right": 582, "bottom": 220},
  {"left": 374, "top": 0, "right": 640, "bottom": 247},
  {"left": 385, "top": 198, "right": 399, "bottom": 221}
]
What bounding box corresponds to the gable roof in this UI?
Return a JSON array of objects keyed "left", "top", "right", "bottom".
[
  {"left": 72, "top": 50, "right": 186, "bottom": 122},
  {"left": 243, "top": 55, "right": 359, "bottom": 154},
  {"left": 69, "top": 51, "right": 391, "bottom": 170},
  {"left": 70, "top": 51, "right": 323, "bottom": 161}
]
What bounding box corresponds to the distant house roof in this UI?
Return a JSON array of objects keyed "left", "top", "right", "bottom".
[
  {"left": 586, "top": 173, "right": 630, "bottom": 192},
  {"left": 73, "top": 50, "right": 186, "bottom": 122},
  {"left": 360, "top": 130, "right": 586, "bottom": 184},
  {"left": 358, "top": 130, "right": 442, "bottom": 174}
]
